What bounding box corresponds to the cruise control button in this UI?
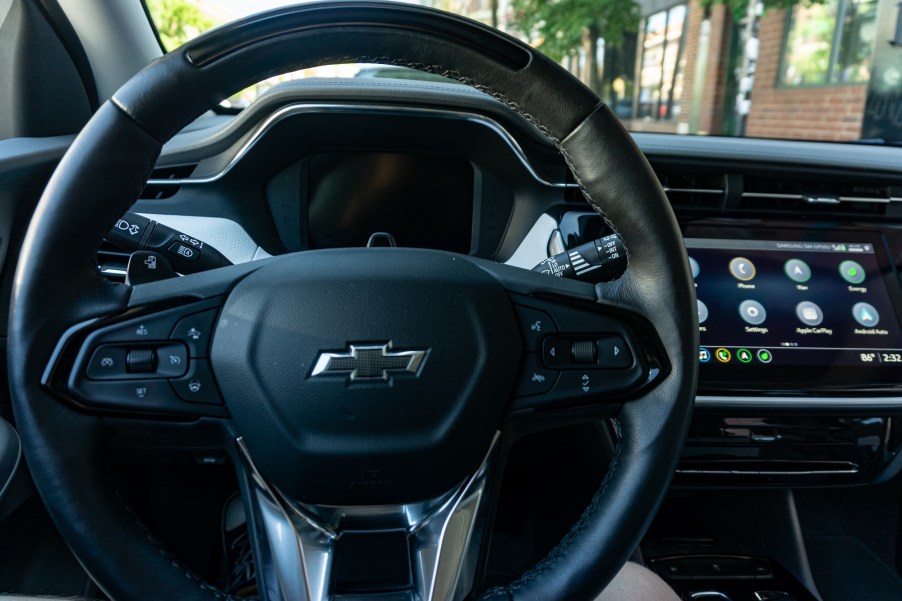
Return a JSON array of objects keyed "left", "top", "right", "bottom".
[
  {"left": 598, "top": 336, "right": 633, "bottom": 368},
  {"left": 75, "top": 379, "right": 184, "bottom": 412},
  {"left": 171, "top": 308, "right": 219, "bottom": 357},
  {"left": 155, "top": 343, "right": 189, "bottom": 378},
  {"left": 514, "top": 305, "right": 557, "bottom": 351},
  {"left": 171, "top": 360, "right": 223, "bottom": 405},
  {"left": 86, "top": 346, "right": 129, "bottom": 379},
  {"left": 95, "top": 311, "right": 178, "bottom": 343},
  {"left": 514, "top": 355, "right": 557, "bottom": 397}
]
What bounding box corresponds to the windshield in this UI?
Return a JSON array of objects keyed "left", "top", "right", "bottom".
[{"left": 144, "top": 0, "right": 902, "bottom": 144}]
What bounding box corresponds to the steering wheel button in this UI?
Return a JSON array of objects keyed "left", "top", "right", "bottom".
[
  {"left": 514, "top": 305, "right": 558, "bottom": 350},
  {"left": 125, "top": 348, "right": 155, "bottom": 373},
  {"left": 171, "top": 360, "right": 223, "bottom": 405},
  {"left": 170, "top": 308, "right": 219, "bottom": 357},
  {"left": 74, "top": 379, "right": 185, "bottom": 413},
  {"left": 598, "top": 336, "right": 633, "bottom": 369},
  {"left": 571, "top": 340, "right": 597, "bottom": 364},
  {"left": 541, "top": 337, "right": 571, "bottom": 368},
  {"left": 515, "top": 355, "right": 557, "bottom": 397},
  {"left": 86, "top": 346, "right": 129, "bottom": 379},
  {"left": 154, "top": 343, "right": 189, "bottom": 378}
]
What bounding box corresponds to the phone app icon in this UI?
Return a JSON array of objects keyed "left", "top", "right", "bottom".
[
  {"left": 729, "top": 257, "right": 756, "bottom": 281},
  {"left": 715, "top": 348, "right": 731, "bottom": 363}
]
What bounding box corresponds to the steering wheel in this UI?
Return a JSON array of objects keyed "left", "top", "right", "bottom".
[{"left": 8, "top": 3, "right": 697, "bottom": 600}]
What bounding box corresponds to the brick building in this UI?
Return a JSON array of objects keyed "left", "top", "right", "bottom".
[{"left": 624, "top": 0, "right": 900, "bottom": 142}]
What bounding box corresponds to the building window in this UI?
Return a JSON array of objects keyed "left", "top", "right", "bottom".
[
  {"left": 637, "top": 4, "right": 688, "bottom": 121},
  {"left": 780, "top": 0, "right": 877, "bottom": 86}
]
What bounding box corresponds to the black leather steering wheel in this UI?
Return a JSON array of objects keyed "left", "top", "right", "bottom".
[{"left": 8, "top": 3, "right": 697, "bottom": 600}]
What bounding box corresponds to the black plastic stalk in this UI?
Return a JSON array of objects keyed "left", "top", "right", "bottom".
[
  {"left": 532, "top": 233, "right": 627, "bottom": 283},
  {"left": 106, "top": 212, "right": 231, "bottom": 275}
]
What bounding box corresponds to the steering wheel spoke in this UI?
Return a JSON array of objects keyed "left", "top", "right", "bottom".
[
  {"left": 471, "top": 260, "right": 669, "bottom": 423},
  {"left": 43, "top": 263, "right": 258, "bottom": 419},
  {"left": 233, "top": 433, "right": 502, "bottom": 601}
]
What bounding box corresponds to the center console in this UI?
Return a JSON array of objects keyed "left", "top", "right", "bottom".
[{"left": 557, "top": 211, "right": 902, "bottom": 490}]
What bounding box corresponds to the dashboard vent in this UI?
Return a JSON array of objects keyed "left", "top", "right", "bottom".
[
  {"left": 140, "top": 164, "right": 196, "bottom": 200},
  {"left": 741, "top": 176, "right": 895, "bottom": 216},
  {"left": 655, "top": 170, "right": 727, "bottom": 210}
]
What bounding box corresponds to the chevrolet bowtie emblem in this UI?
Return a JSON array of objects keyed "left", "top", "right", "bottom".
[{"left": 310, "top": 343, "right": 428, "bottom": 382}]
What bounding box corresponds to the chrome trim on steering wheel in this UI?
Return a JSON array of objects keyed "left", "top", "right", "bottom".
[{"left": 237, "top": 432, "right": 501, "bottom": 601}]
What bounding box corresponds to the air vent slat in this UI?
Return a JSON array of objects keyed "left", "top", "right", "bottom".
[
  {"left": 139, "top": 164, "right": 196, "bottom": 200},
  {"left": 655, "top": 170, "right": 727, "bottom": 210},
  {"left": 741, "top": 174, "right": 891, "bottom": 216}
]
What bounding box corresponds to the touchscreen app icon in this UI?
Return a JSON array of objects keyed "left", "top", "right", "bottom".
[
  {"left": 784, "top": 259, "right": 811, "bottom": 283},
  {"left": 737, "top": 348, "right": 753, "bottom": 363},
  {"left": 729, "top": 257, "right": 756, "bottom": 281},
  {"left": 715, "top": 348, "right": 731, "bottom": 363},
  {"left": 796, "top": 301, "right": 824, "bottom": 326},
  {"left": 699, "top": 348, "right": 711, "bottom": 363},
  {"left": 739, "top": 300, "right": 767, "bottom": 325},
  {"left": 839, "top": 260, "right": 866, "bottom": 284},
  {"left": 757, "top": 349, "right": 772, "bottom": 363},
  {"left": 852, "top": 302, "right": 880, "bottom": 327}
]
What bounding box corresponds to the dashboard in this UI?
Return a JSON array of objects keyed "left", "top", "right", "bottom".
[{"left": 104, "top": 78, "right": 902, "bottom": 486}]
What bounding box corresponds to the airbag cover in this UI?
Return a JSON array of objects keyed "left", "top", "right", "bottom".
[{"left": 212, "top": 249, "right": 520, "bottom": 504}]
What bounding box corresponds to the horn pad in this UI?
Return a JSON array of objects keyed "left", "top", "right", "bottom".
[{"left": 211, "top": 248, "right": 521, "bottom": 505}]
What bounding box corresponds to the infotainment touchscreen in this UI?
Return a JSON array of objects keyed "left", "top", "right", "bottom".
[{"left": 685, "top": 228, "right": 902, "bottom": 391}]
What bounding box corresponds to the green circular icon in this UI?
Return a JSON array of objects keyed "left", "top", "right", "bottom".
[
  {"left": 839, "top": 260, "right": 866, "bottom": 284},
  {"left": 737, "top": 348, "right": 753, "bottom": 363},
  {"left": 757, "top": 349, "right": 772, "bottom": 363},
  {"left": 784, "top": 259, "right": 811, "bottom": 283}
]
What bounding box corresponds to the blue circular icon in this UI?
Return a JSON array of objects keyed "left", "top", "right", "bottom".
[
  {"left": 689, "top": 256, "right": 700, "bottom": 279},
  {"left": 699, "top": 347, "right": 711, "bottom": 363}
]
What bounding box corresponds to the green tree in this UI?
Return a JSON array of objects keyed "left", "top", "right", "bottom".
[
  {"left": 146, "top": 0, "right": 215, "bottom": 50},
  {"left": 511, "top": 0, "right": 640, "bottom": 93}
]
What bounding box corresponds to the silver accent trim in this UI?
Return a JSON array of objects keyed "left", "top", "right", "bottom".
[
  {"left": 690, "top": 592, "right": 733, "bottom": 600},
  {"left": 663, "top": 187, "right": 725, "bottom": 195},
  {"left": 695, "top": 394, "right": 902, "bottom": 409},
  {"left": 237, "top": 433, "right": 500, "bottom": 601},
  {"left": 677, "top": 468, "right": 859, "bottom": 476},
  {"left": 148, "top": 103, "right": 578, "bottom": 189},
  {"left": 742, "top": 191, "right": 893, "bottom": 204},
  {"left": 310, "top": 342, "right": 427, "bottom": 382}
]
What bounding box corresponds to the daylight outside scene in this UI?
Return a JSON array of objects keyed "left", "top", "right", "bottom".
[{"left": 147, "top": 0, "right": 902, "bottom": 143}]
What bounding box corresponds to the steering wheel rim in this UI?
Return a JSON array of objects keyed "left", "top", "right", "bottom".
[{"left": 8, "top": 3, "right": 697, "bottom": 600}]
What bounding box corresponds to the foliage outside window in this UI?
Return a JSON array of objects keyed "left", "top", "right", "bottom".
[
  {"left": 780, "top": 0, "right": 877, "bottom": 86},
  {"left": 637, "top": 4, "right": 687, "bottom": 121}
]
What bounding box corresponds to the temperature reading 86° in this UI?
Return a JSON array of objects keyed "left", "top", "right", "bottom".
[{"left": 860, "top": 353, "right": 876, "bottom": 363}]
